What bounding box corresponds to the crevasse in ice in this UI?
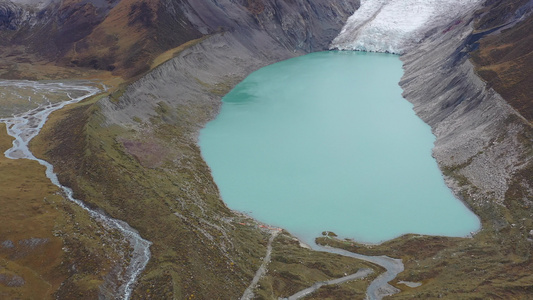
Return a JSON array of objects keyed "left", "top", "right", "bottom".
[{"left": 331, "top": 0, "right": 482, "bottom": 54}]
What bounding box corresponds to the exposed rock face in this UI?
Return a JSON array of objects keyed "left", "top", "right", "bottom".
[
  {"left": 399, "top": 4, "right": 532, "bottom": 207},
  {"left": 1, "top": 0, "right": 356, "bottom": 78},
  {"left": 0, "top": 0, "right": 193, "bottom": 75},
  {"left": 101, "top": 0, "right": 360, "bottom": 126},
  {"left": 0, "top": 273, "right": 25, "bottom": 287},
  {"left": 0, "top": 0, "right": 30, "bottom": 30}
]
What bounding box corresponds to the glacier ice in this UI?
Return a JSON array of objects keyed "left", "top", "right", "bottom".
[{"left": 331, "top": 0, "right": 483, "bottom": 54}]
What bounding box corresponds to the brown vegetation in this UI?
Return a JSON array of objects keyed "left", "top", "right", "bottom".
[
  {"left": 0, "top": 123, "right": 66, "bottom": 299},
  {"left": 471, "top": 0, "right": 533, "bottom": 122},
  {"left": 0, "top": 123, "right": 125, "bottom": 299},
  {"left": 1, "top": 0, "right": 203, "bottom": 80},
  {"left": 256, "top": 233, "right": 378, "bottom": 299},
  {"left": 30, "top": 92, "right": 382, "bottom": 298}
]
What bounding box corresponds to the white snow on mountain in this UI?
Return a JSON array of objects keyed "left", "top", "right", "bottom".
[
  {"left": 8, "top": 0, "right": 56, "bottom": 10},
  {"left": 331, "top": 0, "right": 483, "bottom": 54}
]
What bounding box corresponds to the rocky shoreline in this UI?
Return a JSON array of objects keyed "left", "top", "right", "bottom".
[{"left": 399, "top": 4, "right": 532, "bottom": 210}]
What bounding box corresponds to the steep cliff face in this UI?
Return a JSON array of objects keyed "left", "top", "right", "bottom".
[
  {"left": 399, "top": 1, "right": 532, "bottom": 214},
  {"left": 0, "top": 0, "right": 358, "bottom": 79},
  {"left": 470, "top": 0, "right": 533, "bottom": 121},
  {"left": 0, "top": 0, "right": 27, "bottom": 30}
]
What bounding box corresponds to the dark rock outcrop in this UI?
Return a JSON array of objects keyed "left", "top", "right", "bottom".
[{"left": 0, "top": 0, "right": 27, "bottom": 30}]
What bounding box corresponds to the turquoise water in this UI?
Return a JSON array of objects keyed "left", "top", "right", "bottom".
[{"left": 199, "top": 51, "right": 480, "bottom": 245}]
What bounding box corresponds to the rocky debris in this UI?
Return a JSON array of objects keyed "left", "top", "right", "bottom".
[
  {"left": 1, "top": 240, "right": 14, "bottom": 248},
  {"left": 399, "top": 5, "right": 533, "bottom": 206},
  {"left": 0, "top": 273, "right": 25, "bottom": 287},
  {"left": 18, "top": 237, "right": 49, "bottom": 249},
  {"left": 397, "top": 280, "right": 422, "bottom": 288},
  {"left": 0, "top": 0, "right": 31, "bottom": 30},
  {"left": 1, "top": 238, "right": 49, "bottom": 258}
]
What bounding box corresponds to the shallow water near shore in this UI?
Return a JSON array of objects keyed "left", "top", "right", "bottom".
[{"left": 200, "top": 51, "right": 480, "bottom": 245}]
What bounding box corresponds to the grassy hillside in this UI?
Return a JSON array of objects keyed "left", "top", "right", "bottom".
[
  {"left": 0, "top": 0, "right": 202, "bottom": 80},
  {"left": 0, "top": 123, "right": 130, "bottom": 299},
  {"left": 30, "top": 84, "right": 380, "bottom": 299},
  {"left": 471, "top": 0, "right": 533, "bottom": 122}
]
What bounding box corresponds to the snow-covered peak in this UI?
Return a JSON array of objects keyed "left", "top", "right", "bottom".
[
  {"left": 331, "top": 0, "right": 483, "bottom": 54},
  {"left": 9, "top": 0, "right": 56, "bottom": 10}
]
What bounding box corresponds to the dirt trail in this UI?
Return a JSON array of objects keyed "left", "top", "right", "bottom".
[
  {"left": 240, "top": 229, "right": 280, "bottom": 300},
  {"left": 282, "top": 268, "right": 373, "bottom": 300}
]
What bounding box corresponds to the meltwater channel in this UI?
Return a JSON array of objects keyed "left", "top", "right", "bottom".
[{"left": 200, "top": 51, "right": 480, "bottom": 245}]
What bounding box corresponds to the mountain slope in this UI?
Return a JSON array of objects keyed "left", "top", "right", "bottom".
[
  {"left": 471, "top": 0, "right": 533, "bottom": 121},
  {"left": 0, "top": 0, "right": 202, "bottom": 78}
]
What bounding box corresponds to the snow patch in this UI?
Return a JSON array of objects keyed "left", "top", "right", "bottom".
[
  {"left": 9, "top": 0, "right": 56, "bottom": 10},
  {"left": 331, "top": 0, "right": 483, "bottom": 54}
]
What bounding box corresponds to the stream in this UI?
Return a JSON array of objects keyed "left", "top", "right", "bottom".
[
  {"left": 0, "top": 80, "right": 151, "bottom": 300},
  {"left": 239, "top": 228, "right": 403, "bottom": 300},
  {"left": 313, "top": 244, "right": 404, "bottom": 300}
]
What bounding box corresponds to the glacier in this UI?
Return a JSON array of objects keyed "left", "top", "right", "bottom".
[{"left": 331, "top": 0, "right": 482, "bottom": 54}]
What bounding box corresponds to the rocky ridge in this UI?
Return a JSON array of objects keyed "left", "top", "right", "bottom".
[{"left": 399, "top": 3, "right": 532, "bottom": 207}]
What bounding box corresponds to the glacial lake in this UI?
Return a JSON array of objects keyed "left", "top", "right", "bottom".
[{"left": 199, "top": 51, "right": 480, "bottom": 245}]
